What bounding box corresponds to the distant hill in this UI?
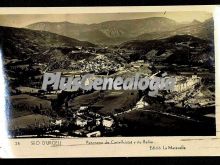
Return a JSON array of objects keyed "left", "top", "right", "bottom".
[
  {"left": 119, "top": 35, "right": 214, "bottom": 67},
  {"left": 26, "top": 17, "right": 213, "bottom": 45},
  {"left": 1, "top": 25, "right": 214, "bottom": 70},
  {"left": 0, "top": 26, "right": 95, "bottom": 65},
  {"left": 136, "top": 18, "right": 214, "bottom": 41},
  {"left": 26, "top": 17, "right": 181, "bottom": 45}
]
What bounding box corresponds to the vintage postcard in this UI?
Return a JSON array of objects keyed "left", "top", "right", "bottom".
[{"left": 0, "top": 5, "right": 219, "bottom": 158}]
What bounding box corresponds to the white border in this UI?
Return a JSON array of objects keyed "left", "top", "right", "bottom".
[{"left": 0, "top": 5, "right": 219, "bottom": 158}]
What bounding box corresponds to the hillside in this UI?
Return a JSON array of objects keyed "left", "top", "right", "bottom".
[
  {"left": 136, "top": 18, "right": 214, "bottom": 41},
  {"left": 26, "top": 17, "right": 213, "bottom": 45},
  {"left": 119, "top": 35, "right": 214, "bottom": 67},
  {"left": 0, "top": 26, "right": 95, "bottom": 65}
]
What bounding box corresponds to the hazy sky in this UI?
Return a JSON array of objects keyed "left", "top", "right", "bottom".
[{"left": 0, "top": 11, "right": 212, "bottom": 27}]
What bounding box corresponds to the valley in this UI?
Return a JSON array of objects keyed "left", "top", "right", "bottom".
[{"left": 0, "top": 16, "right": 215, "bottom": 137}]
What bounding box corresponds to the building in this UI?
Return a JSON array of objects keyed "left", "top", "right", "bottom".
[
  {"left": 75, "top": 117, "right": 88, "bottom": 127},
  {"left": 174, "top": 75, "right": 201, "bottom": 92},
  {"left": 53, "top": 119, "right": 63, "bottom": 126},
  {"left": 135, "top": 97, "right": 148, "bottom": 109},
  {"left": 102, "top": 117, "right": 114, "bottom": 128},
  {"left": 96, "top": 118, "right": 102, "bottom": 126},
  {"left": 79, "top": 106, "right": 88, "bottom": 111},
  {"left": 86, "top": 131, "right": 101, "bottom": 137},
  {"left": 15, "top": 86, "right": 39, "bottom": 94}
]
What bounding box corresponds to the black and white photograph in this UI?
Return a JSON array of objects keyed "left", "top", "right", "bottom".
[{"left": 0, "top": 11, "right": 215, "bottom": 138}]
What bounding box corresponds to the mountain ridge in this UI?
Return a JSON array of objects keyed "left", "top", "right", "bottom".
[{"left": 26, "top": 17, "right": 210, "bottom": 45}]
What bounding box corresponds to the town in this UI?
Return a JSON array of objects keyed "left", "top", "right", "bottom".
[
  {"left": 5, "top": 45, "right": 215, "bottom": 138},
  {"left": 1, "top": 22, "right": 215, "bottom": 137}
]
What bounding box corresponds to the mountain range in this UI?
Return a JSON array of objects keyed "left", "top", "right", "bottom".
[
  {"left": 0, "top": 17, "right": 214, "bottom": 70},
  {"left": 26, "top": 17, "right": 214, "bottom": 45}
]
